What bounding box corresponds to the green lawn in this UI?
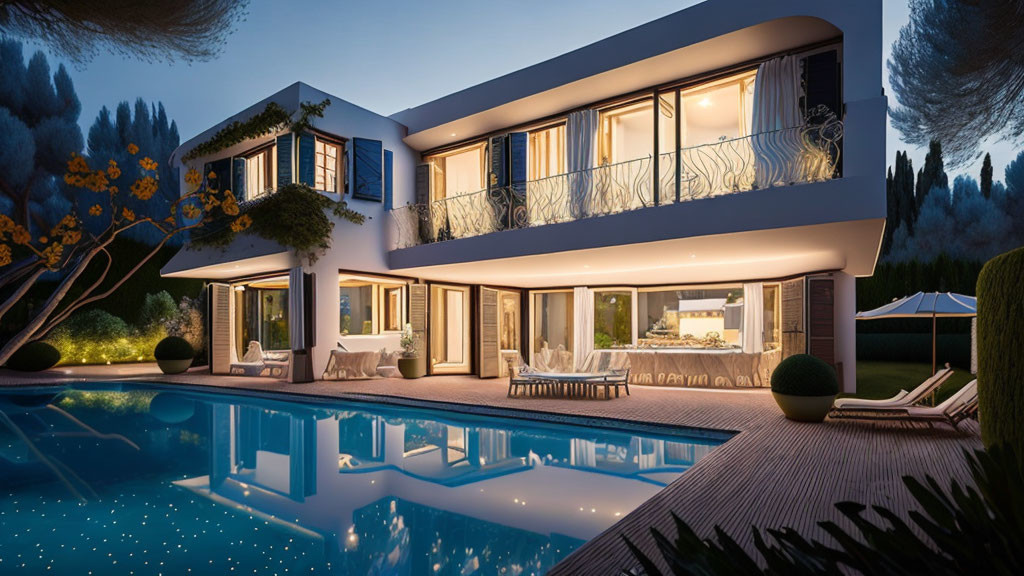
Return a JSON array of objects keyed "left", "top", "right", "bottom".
[{"left": 850, "top": 361, "right": 975, "bottom": 404}]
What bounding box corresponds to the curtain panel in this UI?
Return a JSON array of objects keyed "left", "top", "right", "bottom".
[
  {"left": 742, "top": 282, "right": 764, "bottom": 354},
  {"left": 751, "top": 56, "right": 802, "bottom": 189},
  {"left": 573, "top": 286, "right": 595, "bottom": 372},
  {"left": 566, "top": 109, "right": 599, "bottom": 219}
]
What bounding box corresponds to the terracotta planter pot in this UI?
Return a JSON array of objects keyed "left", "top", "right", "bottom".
[
  {"left": 156, "top": 358, "right": 192, "bottom": 375},
  {"left": 398, "top": 356, "right": 426, "bottom": 379},
  {"left": 772, "top": 392, "right": 836, "bottom": 423}
]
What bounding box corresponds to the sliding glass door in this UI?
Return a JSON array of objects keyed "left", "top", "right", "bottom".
[{"left": 430, "top": 284, "right": 472, "bottom": 374}]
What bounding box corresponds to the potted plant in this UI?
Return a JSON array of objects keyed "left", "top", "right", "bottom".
[
  {"left": 4, "top": 341, "right": 61, "bottom": 372},
  {"left": 770, "top": 354, "right": 838, "bottom": 422},
  {"left": 154, "top": 336, "right": 195, "bottom": 375},
  {"left": 397, "top": 324, "right": 425, "bottom": 379}
]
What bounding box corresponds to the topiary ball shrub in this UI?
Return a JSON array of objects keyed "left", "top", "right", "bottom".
[
  {"left": 771, "top": 354, "right": 839, "bottom": 396},
  {"left": 4, "top": 341, "right": 61, "bottom": 372},
  {"left": 977, "top": 246, "right": 1024, "bottom": 458},
  {"left": 154, "top": 336, "right": 194, "bottom": 361},
  {"left": 771, "top": 354, "right": 838, "bottom": 423}
]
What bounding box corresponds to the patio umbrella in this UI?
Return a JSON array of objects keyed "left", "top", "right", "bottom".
[{"left": 856, "top": 291, "right": 977, "bottom": 374}]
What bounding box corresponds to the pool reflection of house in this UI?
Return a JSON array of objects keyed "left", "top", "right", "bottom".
[
  {"left": 162, "top": 0, "right": 884, "bottom": 392},
  {"left": 175, "top": 398, "right": 717, "bottom": 561}
]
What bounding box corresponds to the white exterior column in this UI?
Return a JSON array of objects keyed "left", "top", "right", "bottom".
[
  {"left": 834, "top": 271, "right": 857, "bottom": 393},
  {"left": 310, "top": 261, "right": 341, "bottom": 378}
]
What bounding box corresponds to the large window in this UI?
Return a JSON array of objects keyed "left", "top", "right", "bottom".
[
  {"left": 339, "top": 277, "right": 406, "bottom": 336},
  {"left": 244, "top": 146, "right": 273, "bottom": 200},
  {"left": 424, "top": 142, "right": 487, "bottom": 202},
  {"left": 598, "top": 99, "right": 654, "bottom": 165},
  {"left": 678, "top": 71, "right": 756, "bottom": 148},
  {"left": 593, "top": 290, "right": 633, "bottom": 349},
  {"left": 528, "top": 124, "right": 565, "bottom": 180},
  {"left": 531, "top": 291, "right": 574, "bottom": 371},
  {"left": 762, "top": 283, "right": 781, "bottom": 351},
  {"left": 637, "top": 286, "right": 743, "bottom": 349},
  {"left": 315, "top": 138, "right": 342, "bottom": 193}
]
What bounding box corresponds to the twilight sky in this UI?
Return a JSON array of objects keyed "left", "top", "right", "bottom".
[{"left": 36, "top": 0, "right": 1018, "bottom": 182}]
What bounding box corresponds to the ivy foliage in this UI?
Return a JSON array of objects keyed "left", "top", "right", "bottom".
[
  {"left": 190, "top": 183, "right": 364, "bottom": 264},
  {"left": 181, "top": 98, "right": 331, "bottom": 162}
]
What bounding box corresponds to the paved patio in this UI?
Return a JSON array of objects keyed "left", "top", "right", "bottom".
[{"left": 1, "top": 364, "right": 983, "bottom": 574}]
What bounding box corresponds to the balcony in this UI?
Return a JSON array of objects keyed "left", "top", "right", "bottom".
[{"left": 390, "top": 119, "right": 843, "bottom": 250}]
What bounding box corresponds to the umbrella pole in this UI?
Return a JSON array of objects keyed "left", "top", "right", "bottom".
[
  {"left": 932, "top": 313, "right": 937, "bottom": 406},
  {"left": 932, "top": 313, "right": 937, "bottom": 376}
]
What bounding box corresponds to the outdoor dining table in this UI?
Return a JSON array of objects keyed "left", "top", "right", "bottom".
[{"left": 521, "top": 371, "right": 626, "bottom": 399}]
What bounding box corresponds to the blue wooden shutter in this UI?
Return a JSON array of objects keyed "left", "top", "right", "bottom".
[
  {"left": 297, "top": 134, "right": 316, "bottom": 188},
  {"left": 383, "top": 149, "right": 394, "bottom": 210},
  {"left": 415, "top": 163, "right": 432, "bottom": 243},
  {"left": 276, "top": 134, "right": 293, "bottom": 187},
  {"left": 508, "top": 132, "right": 527, "bottom": 229},
  {"left": 352, "top": 137, "right": 383, "bottom": 201},
  {"left": 232, "top": 157, "right": 247, "bottom": 200}
]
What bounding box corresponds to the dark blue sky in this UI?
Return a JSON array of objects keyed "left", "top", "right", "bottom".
[{"left": 36, "top": 0, "right": 1017, "bottom": 180}]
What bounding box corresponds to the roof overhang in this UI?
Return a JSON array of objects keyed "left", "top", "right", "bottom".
[
  {"left": 388, "top": 218, "right": 883, "bottom": 288},
  {"left": 391, "top": 6, "right": 843, "bottom": 151},
  {"left": 160, "top": 234, "right": 294, "bottom": 280}
]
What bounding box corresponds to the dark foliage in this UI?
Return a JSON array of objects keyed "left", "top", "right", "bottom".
[
  {"left": 770, "top": 354, "right": 838, "bottom": 397},
  {"left": 888, "top": 0, "right": 1024, "bottom": 167},
  {"left": 623, "top": 447, "right": 1024, "bottom": 576},
  {"left": 154, "top": 336, "right": 193, "bottom": 361},
  {"left": 857, "top": 333, "right": 971, "bottom": 368},
  {"left": 0, "top": 0, "right": 249, "bottom": 64},
  {"left": 915, "top": 140, "right": 948, "bottom": 209},
  {"left": 4, "top": 340, "right": 60, "bottom": 371},
  {"left": 977, "top": 246, "right": 1024, "bottom": 457},
  {"left": 190, "top": 183, "right": 363, "bottom": 264},
  {"left": 0, "top": 238, "right": 203, "bottom": 345}
]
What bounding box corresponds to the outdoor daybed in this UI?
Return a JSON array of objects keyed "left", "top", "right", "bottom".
[{"left": 229, "top": 341, "right": 290, "bottom": 378}]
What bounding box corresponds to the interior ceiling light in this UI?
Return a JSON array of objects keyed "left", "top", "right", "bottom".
[{"left": 698, "top": 97, "right": 712, "bottom": 108}]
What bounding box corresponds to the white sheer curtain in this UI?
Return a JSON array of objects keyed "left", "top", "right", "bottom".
[
  {"left": 566, "top": 109, "right": 599, "bottom": 218},
  {"left": 573, "top": 286, "right": 594, "bottom": 372},
  {"left": 741, "top": 283, "right": 764, "bottom": 354},
  {"left": 751, "top": 55, "right": 802, "bottom": 189}
]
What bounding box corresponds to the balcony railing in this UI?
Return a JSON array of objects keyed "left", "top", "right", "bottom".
[{"left": 390, "top": 117, "right": 842, "bottom": 249}]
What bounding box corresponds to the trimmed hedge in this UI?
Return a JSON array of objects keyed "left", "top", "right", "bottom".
[
  {"left": 771, "top": 354, "right": 839, "bottom": 396},
  {"left": 154, "top": 336, "right": 194, "bottom": 361},
  {"left": 5, "top": 341, "right": 61, "bottom": 372},
  {"left": 977, "top": 246, "right": 1024, "bottom": 455},
  {"left": 857, "top": 332, "right": 971, "bottom": 367}
]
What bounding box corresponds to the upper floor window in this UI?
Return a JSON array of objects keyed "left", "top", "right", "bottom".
[
  {"left": 424, "top": 142, "right": 486, "bottom": 202},
  {"left": 598, "top": 99, "right": 654, "bottom": 165},
  {"left": 315, "top": 139, "right": 342, "bottom": 193},
  {"left": 243, "top": 146, "right": 273, "bottom": 200},
  {"left": 528, "top": 124, "right": 565, "bottom": 180},
  {"left": 677, "top": 70, "right": 756, "bottom": 148}
]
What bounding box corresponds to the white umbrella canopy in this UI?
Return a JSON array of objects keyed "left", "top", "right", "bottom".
[{"left": 857, "top": 291, "right": 977, "bottom": 373}]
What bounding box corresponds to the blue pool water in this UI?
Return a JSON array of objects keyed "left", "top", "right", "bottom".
[{"left": 0, "top": 383, "right": 729, "bottom": 575}]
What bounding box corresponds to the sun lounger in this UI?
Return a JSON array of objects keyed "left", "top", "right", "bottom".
[
  {"left": 828, "top": 379, "right": 978, "bottom": 429},
  {"left": 832, "top": 365, "right": 953, "bottom": 410}
]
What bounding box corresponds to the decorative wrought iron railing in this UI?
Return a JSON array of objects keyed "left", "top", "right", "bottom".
[{"left": 390, "top": 116, "right": 843, "bottom": 249}]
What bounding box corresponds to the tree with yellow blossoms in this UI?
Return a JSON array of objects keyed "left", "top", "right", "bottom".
[{"left": 0, "top": 143, "right": 248, "bottom": 365}]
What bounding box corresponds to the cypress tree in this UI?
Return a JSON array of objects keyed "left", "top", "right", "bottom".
[
  {"left": 883, "top": 165, "right": 896, "bottom": 254},
  {"left": 915, "top": 140, "right": 948, "bottom": 209},
  {"left": 981, "top": 152, "right": 993, "bottom": 199}
]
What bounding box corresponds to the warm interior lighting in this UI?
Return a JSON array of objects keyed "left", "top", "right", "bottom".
[{"left": 698, "top": 97, "right": 712, "bottom": 108}]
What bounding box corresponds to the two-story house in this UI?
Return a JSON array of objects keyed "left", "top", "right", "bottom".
[{"left": 161, "top": 0, "right": 885, "bottom": 391}]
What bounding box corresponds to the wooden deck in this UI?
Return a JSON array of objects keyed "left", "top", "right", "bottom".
[{"left": 0, "top": 365, "right": 983, "bottom": 574}]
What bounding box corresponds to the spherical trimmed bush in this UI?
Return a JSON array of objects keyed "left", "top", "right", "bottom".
[
  {"left": 771, "top": 354, "right": 838, "bottom": 397},
  {"left": 4, "top": 341, "right": 61, "bottom": 372},
  {"left": 154, "top": 336, "right": 194, "bottom": 361}
]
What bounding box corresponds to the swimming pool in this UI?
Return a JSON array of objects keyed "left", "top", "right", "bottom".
[{"left": 0, "top": 383, "right": 730, "bottom": 575}]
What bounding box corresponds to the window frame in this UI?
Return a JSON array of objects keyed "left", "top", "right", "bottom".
[
  {"left": 339, "top": 276, "right": 407, "bottom": 337},
  {"left": 423, "top": 141, "right": 488, "bottom": 203},
  {"left": 314, "top": 136, "right": 345, "bottom": 195},
  {"left": 242, "top": 144, "right": 275, "bottom": 201}
]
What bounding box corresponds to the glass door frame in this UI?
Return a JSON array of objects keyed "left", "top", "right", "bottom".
[{"left": 428, "top": 282, "right": 473, "bottom": 375}]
